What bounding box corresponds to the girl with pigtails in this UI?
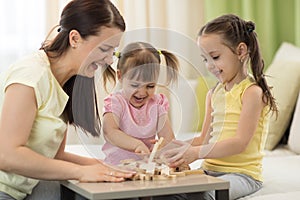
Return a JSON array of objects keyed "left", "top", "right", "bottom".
[
  {"left": 102, "top": 42, "right": 180, "bottom": 166},
  {"left": 155, "top": 14, "right": 278, "bottom": 200}
]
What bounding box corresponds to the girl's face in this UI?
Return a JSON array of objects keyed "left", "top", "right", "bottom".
[
  {"left": 75, "top": 27, "right": 123, "bottom": 78},
  {"left": 197, "top": 33, "right": 245, "bottom": 89},
  {"left": 122, "top": 78, "right": 156, "bottom": 109}
]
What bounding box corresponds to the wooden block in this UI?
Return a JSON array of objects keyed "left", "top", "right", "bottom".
[
  {"left": 148, "top": 137, "right": 164, "bottom": 163},
  {"left": 183, "top": 169, "right": 205, "bottom": 175},
  {"left": 145, "top": 173, "right": 153, "bottom": 181},
  {"left": 170, "top": 171, "right": 186, "bottom": 177},
  {"left": 140, "top": 162, "right": 156, "bottom": 174},
  {"left": 153, "top": 175, "right": 170, "bottom": 181}
]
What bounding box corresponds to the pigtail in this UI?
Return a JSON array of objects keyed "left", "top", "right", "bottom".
[
  {"left": 102, "top": 64, "right": 116, "bottom": 92},
  {"left": 247, "top": 23, "right": 278, "bottom": 117},
  {"left": 160, "top": 50, "right": 179, "bottom": 85},
  {"left": 199, "top": 14, "right": 278, "bottom": 117}
]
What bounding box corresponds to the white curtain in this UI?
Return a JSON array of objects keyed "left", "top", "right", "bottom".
[
  {"left": 0, "top": 0, "right": 47, "bottom": 72},
  {"left": 112, "top": 0, "right": 206, "bottom": 78},
  {"left": 0, "top": 0, "right": 69, "bottom": 73},
  {"left": 0, "top": 0, "right": 207, "bottom": 140},
  {"left": 0, "top": 0, "right": 206, "bottom": 78}
]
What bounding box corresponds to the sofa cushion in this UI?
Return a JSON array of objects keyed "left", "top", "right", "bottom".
[
  {"left": 239, "top": 156, "right": 300, "bottom": 199},
  {"left": 265, "top": 60, "right": 300, "bottom": 150},
  {"left": 194, "top": 76, "right": 217, "bottom": 131},
  {"left": 264, "top": 43, "right": 300, "bottom": 150},
  {"left": 169, "top": 76, "right": 216, "bottom": 133},
  {"left": 169, "top": 78, "right": 200, "bottom": 133},
  {"left": 288, "top": 91, "right": 300, "bottom": 154},
  {"left": 272, "top": 42, "right": 300, "bottom": 63}
]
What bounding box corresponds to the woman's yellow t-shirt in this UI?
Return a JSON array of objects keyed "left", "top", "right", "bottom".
[
  {"left": 202, "top": 76, "right": 269, "bottom": 181},
  {"left": 0, "top": 50, "right": 68, "bottom": 200}
]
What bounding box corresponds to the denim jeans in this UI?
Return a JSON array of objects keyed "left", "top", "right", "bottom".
[
  {"left": 152, "top": 170, "right": 262, "bottom": 200},
  {"left": 0, "top": 180, "right": 60, "bottom": 200}
]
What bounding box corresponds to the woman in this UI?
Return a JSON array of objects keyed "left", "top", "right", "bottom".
[{"left": 0, "top": 1, "right": 134, "bottom": 199}]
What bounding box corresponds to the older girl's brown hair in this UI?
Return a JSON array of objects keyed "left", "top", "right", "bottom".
[{"left": 198, "top": 14, "right": 278, "bottom": 116}]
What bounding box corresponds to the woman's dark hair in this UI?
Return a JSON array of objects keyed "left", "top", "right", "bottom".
[
  {"left": 41, "top": 0, "right": 125, "bottom": 137},
  {"left": 198, "top": 14, "right": 278, "bottom": 116}
]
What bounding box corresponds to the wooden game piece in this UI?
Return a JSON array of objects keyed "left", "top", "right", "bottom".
[
  {"left": 148, "top": 137, "right": 164, "bottom": 163},
  {"left": 145, "top": 173, "right": 153, "bottom": 181},
  {"left": 118, "top": 146, "right": 205, "bottom": 182},
  {"left": 183, "top": 169, "right": 205, "bottom": 175},
  {"left": 170, "top": 171, "right": 186, "bottom": 177},
  {"left": 153, "top": 175, "right": 170, "bottom": 181},
  {"left": 140, "top": 162, "right": 156, "bottom": 174}
]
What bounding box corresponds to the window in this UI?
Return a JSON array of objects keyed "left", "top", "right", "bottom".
[{"left": 0, "top": 0, "right": 46, "bottom": 72}]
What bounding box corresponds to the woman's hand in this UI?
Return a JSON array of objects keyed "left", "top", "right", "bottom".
[
  {"left": 77, "top": 161, "right": 135, "bottom": 182},
  {"left": 159, "top": 140, "right": 199, "bottom": 168}
]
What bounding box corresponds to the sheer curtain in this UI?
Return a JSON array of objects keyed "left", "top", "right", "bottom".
[
  {"left": 7, "top": 0, "right": 297, "bottom": 70},
  {"left": 112, "top": 0, "right": 206, "bottom": 79},
  {"left": 0, "top": 0, "right": 207, "bottom": 136},
  {"left": 0, "top": 0, "right": 69, "bottom": 72},
  {"left": 204, "top": 0, "right": 300, "bottom": 67},
  {"left": 0, "top": 0, "right": 47, "bottom": 72},
  {"left": 0, "top": 0, "right": 207, "bottom": 78}
]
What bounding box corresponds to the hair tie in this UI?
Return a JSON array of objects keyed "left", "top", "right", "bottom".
[
  {"left": 114, "top": 51, "right": 121, "bottom": 58},
  {"left": 246, "top": 22, "right": 255, "bottom": 34},
  {"left": 157, "top": 50, "right": 162, "bottom": 55},
  {"left": 57, "top": 25, "right": 65, "bottom": 33}
]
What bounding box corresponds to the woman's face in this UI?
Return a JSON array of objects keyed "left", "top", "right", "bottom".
[{"left": 77, "top": 27, "right": 123, "bottom": 78}]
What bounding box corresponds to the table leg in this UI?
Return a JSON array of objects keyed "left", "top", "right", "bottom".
[
  {"left": 215, "top": 189, "right": 229, "bottom": 200},
  {"left": 61, "top": 185, "right": 88, "bottom": 200}
]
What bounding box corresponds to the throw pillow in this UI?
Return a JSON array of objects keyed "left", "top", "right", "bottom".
[
  {"left": 194, "top": 75, "right": 217, "bottom": 132},
  {"left": 287, "top": 91, "right": 300, "bottom": 154},
  {"left": 265, "top": 60, "right": 300, "bottom": 150},
  {"left": 272, "top": 42, "right": 300, "bottom": 63}
]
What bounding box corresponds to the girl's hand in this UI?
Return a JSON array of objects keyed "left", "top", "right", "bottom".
[
  {"left": 159, "top": 140, "right": 198, "bottom": 167},
  {"left": 134, "top": 141, "right": 150, "bottom": 154},
  {"left": 148, "top": 139, "right": 157, "bottom": 151},
  {"left": 77, "top": 162, "right": 135, "bottom": 182}
]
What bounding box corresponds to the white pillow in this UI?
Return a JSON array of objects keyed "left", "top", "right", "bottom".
[
  {"left": 264, "top": 42, "right": 300, "bottom": 150},
  {"left": 265, "top": 60, "right": 300, "bottom": 150},
  {"left": 288, "top": 91, "right": 300, "bottom": 154},
  {"left": 272, "top": 42, "right": 300, "bottom": 63}
]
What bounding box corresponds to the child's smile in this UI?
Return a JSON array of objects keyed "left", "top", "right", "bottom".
[
  {"left": 122, "top": 79, "right": 156, "bottom": 109},
  {"left": 131, "top": 94, "right": 149, "bottom": 108}
]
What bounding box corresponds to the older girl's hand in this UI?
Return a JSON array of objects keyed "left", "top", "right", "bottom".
[
  {"left": 77, "top": 161, "right": 135, "bottom": 182},
  {"left": 159, "top": 140, "right": 198, "bottom": 168}
]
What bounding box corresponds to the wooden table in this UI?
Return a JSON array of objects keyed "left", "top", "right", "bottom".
[{"left": 60, "top": 174, "right": 229, "bottom": 200}]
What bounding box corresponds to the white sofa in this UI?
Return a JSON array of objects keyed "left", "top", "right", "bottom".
[
  {"left": 239, "top": 90, "right": 300, "bottom": 199},
  {"left": 169, "top": 92, "right": 300, "bottom": 200},
  {"left": 66, "top": 42, "right": 300, "bottom": 199},
  {"left": 168, "top": 42, "right": 300, "bottom": 199}
]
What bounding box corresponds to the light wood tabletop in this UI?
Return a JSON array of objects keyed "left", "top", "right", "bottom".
[{"left": 60, "top": 174, "right": 229, "bottom": 200}]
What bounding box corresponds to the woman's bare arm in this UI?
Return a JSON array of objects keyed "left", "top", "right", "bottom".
[{"left": 0, "top": 84, "right": 133, "bottom": 182}]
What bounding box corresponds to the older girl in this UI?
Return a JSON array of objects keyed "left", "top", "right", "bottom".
[{"left": 158, "top": 14, "right": 278, "bottom": 200}]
